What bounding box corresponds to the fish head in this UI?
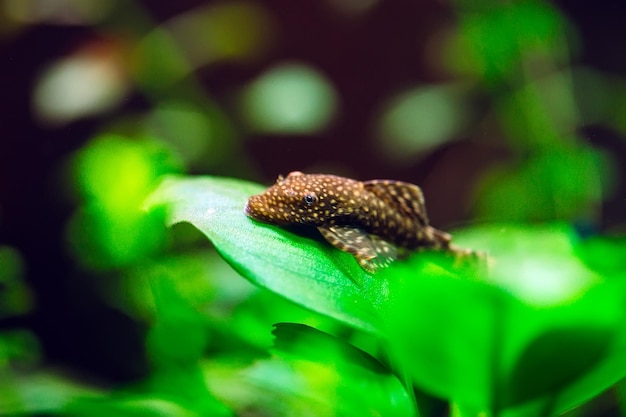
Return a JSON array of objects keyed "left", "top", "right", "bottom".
[{"left": 245, "top": 171, "right": 364, "bottom": 226}]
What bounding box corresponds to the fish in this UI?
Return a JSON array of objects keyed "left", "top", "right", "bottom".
[{"left": 244, "top": 171, "right": 471, "bottom": 273}]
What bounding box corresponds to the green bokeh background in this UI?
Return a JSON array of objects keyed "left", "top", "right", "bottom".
[{"left": 0, "top": 1, "right": 625, "bottom": 416}]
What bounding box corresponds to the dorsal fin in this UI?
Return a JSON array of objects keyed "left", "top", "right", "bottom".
[{"left": 362, "top": 180, "right": 429, "bottom": 226}]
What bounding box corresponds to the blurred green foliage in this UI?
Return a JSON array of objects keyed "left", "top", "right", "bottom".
[
  {"left": 66, "top": 134, "right": 178, "bottom": 269},
  {"left": 0, "top": 246, "right": 31, "bottom": 319},
  {"left": 377, "top": 84, "right": 471, "bottom": 163},
  {"left": 240, "top": 63, "right": 338, "bottom": 134},
  {"left": 2, "top": 0, "right": 625, "bottom": 416},
  {"left": 475, "top": 146, "right": 609, "bottom": 222},
  {"left": 386, "top": 226, "right": 626, "bottom": 415}
]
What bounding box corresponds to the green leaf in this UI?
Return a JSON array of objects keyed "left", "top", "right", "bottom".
[
  {"left": 271, "top": 322, "right": 387, "bottom": 374},
  {"left": 382, "top": 225, "right": 626, "bottom": 415},
  {"left": 383, "top": 255, "right": 505, "bottom": 410},
  {"left": 272, "top": 323, "right": 416, "bottom": 417},
  {"left": 145, "top": 175, "right": 387, "bottom": 333},
  {"left": 224, "top": 323, "right": 416, "bottom": 417}
]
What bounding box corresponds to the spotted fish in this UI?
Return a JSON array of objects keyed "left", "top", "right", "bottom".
[{"left": 244, "top": 171, "right": 462, "bottom": 272}]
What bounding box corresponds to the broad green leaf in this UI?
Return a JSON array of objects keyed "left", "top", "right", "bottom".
[
  {"left": 145, "top": 175, "right": 387, "bottom": 333},
  {"left": 269, "top": 323, "right": 416, "bottom": 417},
  {"left": 271, "top": 322, "right": 388, "bottom": 374},
  {"left": 383, "top": 225, "right": 626, "bottom": 415},
  {"left": 383, "top": 255, "right": 505, "bottom": 410},
  {"left": 207, "top": 323, "right": 415, "bottom": 417}
]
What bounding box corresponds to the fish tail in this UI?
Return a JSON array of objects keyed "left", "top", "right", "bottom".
[{"left": 427, "top": 226, "right": 452, "bottom": 248}]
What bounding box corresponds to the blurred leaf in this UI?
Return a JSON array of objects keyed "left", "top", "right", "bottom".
[
  {"left": 119, "top": 248, "right": 337, "bottom": 355},
  {"left": 475, "top": 145, "right": 609, "bottom": 222},
  {"left": 135, "top": 27, "right": 191, "bottom": 90},
  {"left": 33, "top": 42, "right": 128, "bottom": 125},
  {"left": 377, "top": 84, "right": 470, "bottom": 161},
  {"left": 231, "top": 289, "right": 341, "bottom": 351},
  {"left": 146, "top": 280, "right": 209, "bottom": 369},
  {"left": 383, "top": 224, "right": 626, "bottom": 414},
  {"left": 67, "top": 206, "right": 165, "bottom": 269},
  {"left": 505, "top": 326, "right": 611, "bottom": 407},
  {"left": 141, "top": 269, "right": 215, "bottom": 412},
  {"left": 145, "top": 175, "right": 387, "bottom": 333},
  {"left": 455, "top": 1, "right": 567, "bottom": 82},
  {"left": 0, "top": 370, "right": 103, "bottom": 416},
  {"left": 383, "top": 255, "right": 502, "bottom": 410},
  {"left": 0, "top": 330, "right": 40, "bottom": 369},
  {"left": 144, "top": 101, "right": 213, "bottom": 167},
  {"left": 142, "top": 100, "right": 240, "bottom": 172},
  {"left": 271, "top": 323, "right": 386, "bottom": 374},
  {"left": 0, "top": 246, "right": 24, "bottom": 282},
  {"left": 264, "top": 323, "right": 416, "bottom": 417},
  {"left": 167, "top": 1, "right": 275, "bottom": 66},
  {"left": 571, "top": 67, "right": 613, "bottom": 126},
  {"left": 73, "top": 135, "right": 179, "bottom": 212},
  {"left": 206, "top": 323, "right": 414, "bottom": 417},
  {"left": 575, "top": 235, "right": 626, "bottom": 276},
  {"left": 67, "top": 135, "right": 179, "bottom": 269},
  {"left": 240, "top": 63, "right": 338, "bottom": 134},
  {"left": 498, "top": 73, "right": 578, "bottom": 148},
  {"left": 0, "top": 246, "right": 32, "bottom": 318},
  {"left": 118, "top": 249, "right": 253, "bottom": 321}
]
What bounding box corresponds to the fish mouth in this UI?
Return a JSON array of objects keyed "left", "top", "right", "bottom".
[
  {"left": 244, "top": 197, "right": 291, "bottom": 225},
  {"left": 244, "top": 195, "right": 260, "bottom": 218},
  {"left": 244, "top": 196, "right": 267, "bottom": 221},
  {"left": 244, "top": 201, "right": 259, "bottom": 219}
]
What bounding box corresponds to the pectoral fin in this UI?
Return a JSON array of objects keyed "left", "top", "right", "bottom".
[{"left": 318, "top": 225, "right": 398, "bottom": 273}]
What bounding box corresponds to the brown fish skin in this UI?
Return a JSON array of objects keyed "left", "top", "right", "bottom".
[
  {"left": 245, "top": 172, "right": 363, "bottom": 226},
  {"left": 245, "top": 171, "right": 453, "bottom": 271}
]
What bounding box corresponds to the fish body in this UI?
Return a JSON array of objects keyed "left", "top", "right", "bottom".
[{"left": 245, "top": 171, "right": 453, "bottom": 272}]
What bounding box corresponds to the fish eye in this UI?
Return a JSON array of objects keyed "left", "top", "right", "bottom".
[{"left": 303, "top": 193, "right": 317, "bottom": 206}]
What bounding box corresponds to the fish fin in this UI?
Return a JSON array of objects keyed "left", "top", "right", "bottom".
[
  {"left": 318, "top": 225, "right": 398, "bottom": 273},
  {"left": 427, "top": 226, "right": 452, "bottom": 248},
  {"left": 362, "top": 180, "right": 429, "bottom": 225}
]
